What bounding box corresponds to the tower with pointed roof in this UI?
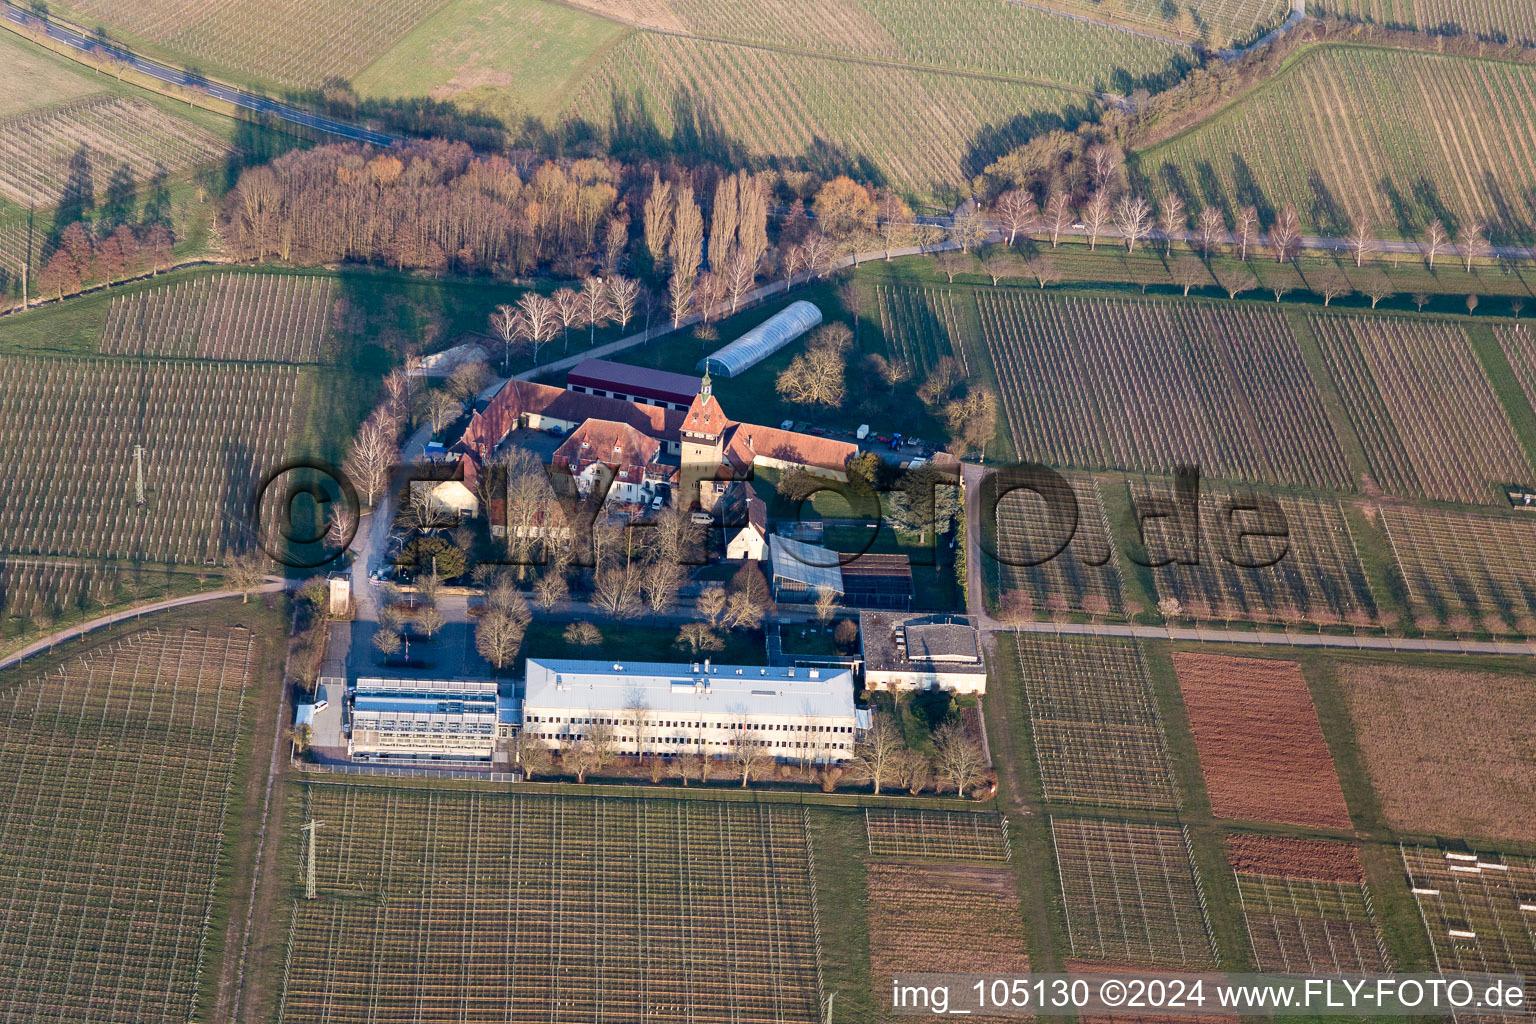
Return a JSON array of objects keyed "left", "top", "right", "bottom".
[{"left": 680, "top": 372, "right": 730, "bottom": 506}]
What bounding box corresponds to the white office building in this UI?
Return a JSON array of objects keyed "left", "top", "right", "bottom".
[
  {"left": 348, "top": 677, "right": 516, "bottom": 762},
  {"left": 521, "top": 658, "right": 862, "bottom": 762}
]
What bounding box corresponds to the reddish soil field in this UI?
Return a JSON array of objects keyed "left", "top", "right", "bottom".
[
  {"left": 1225, "top": 835, "right": 1364, "bottom": 883},
  {"left": 869, "top": 862, "right": 1029, "bottom": 1022},
  {"left": 1173, "top": 654, "right": 1351, "bottom": 828}
]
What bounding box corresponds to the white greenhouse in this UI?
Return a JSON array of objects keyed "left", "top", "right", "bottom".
[{"left": 697, "top": 301, "right": 822, "bottom": 377}]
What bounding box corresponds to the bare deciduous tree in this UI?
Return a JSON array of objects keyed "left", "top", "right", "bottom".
[
  {"left": 475, "top": 609, "right": 526, "bottom": 669},
  {"left": 1234, "top": 206, "right": 1259, "bottom": 261},
  {"left": 563, "top": 620, "right": 603, "bottom": 647},
  {"left": 1362, "top": 270, "right": 1394, "bottom": 308},
  {"left": 228, "top": 553, "right": 268, "bottom": 602},
  {"left": 1081, "top": 191, "right": 1113, "bottom": 251},
  {"left": 515, "top": 731, "right": 553, "bottom": 780},
  {"left": 1459, "top": 222, "right": 1485, "bottom": 273},
  {"left": 1157, "top": 193, "right": 1186, "bottom": 255},
  {"left": 1044, "top": 189, "right": 1072, "bottom": 249},
  {"left": 813, "top": 586, "right": 840, "bottom": 623},
  {"left": 642, "top": 173, "right": 673, "bottom": 272},
  {"left": 343, "top": 414, "right": 396, "bottom": 508},
  {"left": 1171, "top": 256, "right": 1206, "bottom": 296},
  {"left": 1114, "top": 193, "right": 1152, "bottom": 253},
  {"left": 1347, "top": 216, "right": 1375, "bottom": 268},
  {"left": 1023, "top": 255, "right": 1061, "bottom": 289},
  {"left": 675, "top": 621, "right": 724, "bottom": 656},
  {"left": 1215, "top": 266, "right": 1258, "bottom": 300},
  {"left": 935, "top": 248, "right": 968, "bottom": 283},
  {"left": 607, "top": 276, "right": 639, "bottom": 331},
  {"left": 1196, "top": 206, "right": 1224, "bottom": 258},
  {"left": 579, "top": 276, "right": 611, "bottom": 346},
  {"left": 991, "top": 189, "right": 1037, "bottom": 246},
  {"left": 728, "top": 722, "right": 768, "bottom": 787},
  {"left": 1422, "top": 219, "right": 1450, "bottom": 269},
  {"left": 933, "top": 722, "right": 986, "bottom": 797},
  {"left": 1316, "top": 268, "right": 1352, "bottom": 306},
  {"left": 849, "top": 712, "right": 902, "bottom": 794},
  {"left": 1269, "top": 205, "right": 1301, "bottom": 263},
  {"left": 695, "top": 583, "right": 727, "bottom": 628},
  {"left": 552, "top": 286, "right": 583, "bottom": 351},
  {"left": 425, "top": 389, "right": 463, "bottom": 434},
  {"left": 515, "top": 291, "right": 559, "bottom": 365}
]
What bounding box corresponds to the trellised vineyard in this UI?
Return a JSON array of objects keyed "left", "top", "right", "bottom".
[
  {"left": 1380, "top": 505, "right": 1536, "bottom": 626},
  {"left": 660, "top": 0, "right": 1190, "bottom": 89},
  {"left": 1311, "top": 315, "right": 1527, "bottom": 504},
  {"left": 47, "top": 0, "right": 444, "bottom": 88},
  {"left": 0, "top": 95, "right": 229, "bottom": 209},
  {"left": 565, "top": 34, "right": 1085, "bottom": 192},
  {"left": 279, "top": 786, "right": 826, "bottom": 1024},
  {"left": 99, "top": 274, "right": 335, "bottom": 362},
  {"left": 1012, "top": 635, "right": 1181, "bottom": 810},
  {"left": 0, "top": 356, "right": 307, "bottom": 564},
  {"left": 875, "top": 285, "right": 973, "bottom": 380},
  {"left": 0, "top": 626, "right": 256, "bottom": 1023},
  {"left": 1051, "top": 817, "right": 1219, "bottom": 968},
  {"left": 0, "top": 557, "right": 125, "bottom": 625},
  {"left": 986, "top": 474, "right": 1123, "bottom": 616},
  {"left": 978, "top": 292, "right": 1349, "bottom": 488},
  {"left": 1320, "top": 0, "right": 1536, "bottom": 48},
  {"left": 1132, "top": 480, "right": 1377, "bottom": 624},
  {"left": 1136, "top": 46, "right": 1536, "bottom": 237},
  {"left": 864, "top": 808, "right": 1012, "bottom": 861}
]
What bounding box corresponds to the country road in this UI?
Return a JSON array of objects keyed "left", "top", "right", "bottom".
[{"left": 1, "top": 2, "right": 397, "bottom": 146}]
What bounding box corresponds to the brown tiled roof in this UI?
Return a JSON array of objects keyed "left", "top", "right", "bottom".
[
  {"left": 456, "top": 379, "right": 684, "bottom": 458},
  {"left": 682, "top": 391, "right": 728, "bottom": 438},
  {"left": 723, "top": 423, "right": 857, "bottom": 475},
  {"left": 553, "top": 419, "right": 660, "bottom": 473}
]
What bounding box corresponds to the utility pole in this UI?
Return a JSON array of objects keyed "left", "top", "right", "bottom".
[
  {"left": 133, "top": 445, "right": 145, "bottom": 506},
  {"left": 301, "top": 820, "right": 324, "bottom": 899}
]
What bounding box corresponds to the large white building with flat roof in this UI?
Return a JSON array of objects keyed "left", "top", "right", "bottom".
[
  {"left": 521, "top": 658, "right": 861, "bottom": 762},
  {"left": 348, "top": 677, "right": 517, "bottom": 762}
]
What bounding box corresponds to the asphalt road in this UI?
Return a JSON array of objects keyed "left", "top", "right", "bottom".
[{"left": 2, "top": 3, "right": 397, "bottom": 146}]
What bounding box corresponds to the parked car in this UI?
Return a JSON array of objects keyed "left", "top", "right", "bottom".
[
  {"left": 690, "top": 511, "right": 714, "bottom": 525},
  {"left": 651, "top": 494, "right": 665, "bottom": 509}
]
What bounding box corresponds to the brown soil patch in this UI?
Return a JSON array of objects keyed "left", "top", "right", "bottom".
[
  {"left": 1173, "top": 654, "right": 1350, "bottom": 828},
  {"left": 1225, "top": 835, "right": 1364, "bottom": 884},
  {"left": 869, "top": 861, "right": 1028, "bottom": 1022},
  {"left": 1336, "top": 662, "right": 1536, "bottom": 842}
]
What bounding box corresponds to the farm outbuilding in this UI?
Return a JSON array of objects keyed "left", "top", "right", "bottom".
[{"left": 697, "top": 301, "right": 822, "bottom": 377}]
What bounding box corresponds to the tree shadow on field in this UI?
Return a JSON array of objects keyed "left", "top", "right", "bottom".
[
  {"left": 1194, "top": 160, "right": 1231, "bottom": 224},
  {"left": 1305, "top": 169, "right": 1348, "bottom": 237},
  {"left": 1230, "top": 153, "right": 1273, "bottom": 226},
  {"left": 44, "top": 144, "right": 94, "bottom": 258},
  {"left": 1411, "top": 177, "right": 1458, "bottom": 237},
  {"left": 963, "top": 99, "right": 1097, "bottom": 185},
  {"left": 1380, "top": 177, "right": 1417, "bottom": 238}
]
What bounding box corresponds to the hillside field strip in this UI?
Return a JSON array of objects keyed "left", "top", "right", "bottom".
[
  {"left": 874, "top": 285, "right": 974, "bottom": 380},
  {"left": 1320, "top": 0, "right": 1536, "bottom": 48},
  {"left": 279, "top": 785, "right": 825, "bottom": 1024},
  {"left": 564, "top": 33, "right": 1089, "bottom": 194},
  {"left": 986, "top": 474, "right": 1124, "bottom": 616},
  {"left": 1135, "top": 45, "right": 1536, "bottom": 238},
  {"left": 99, "top": 273, "right": 335, "bottom": 361},
  {"left": 1379, "top": 505, "right": 1536, "bottom": 626},
  {"left": 1131, "top": 481, "right": 1376, "bottom": 624},
  {"left": 864, "top": 808, "right": 1012, "bottom": 861},
  {"left": 1335, "top": 660, "right": 1536, "bottom": 842},
  {"left": 0, "top": 626, "right": 256, "bottom": 1022},
  {"left": 49, "top": 0, "right": 447, "bottom": 88},
  {"left": 1226, "top": 836, "right": 1392, "bottom": 973},
  {"left": 1052, "top": 817, "right": 1219, "bottom": 968},
  {"left": 0, "top": 95, "right": 230, "bottom": 211},
  {"left": 867, "top": 861, "right": 1029, "bottom": 1021},
  {"left": 0, "top": 355, "right": 308, "bottom": 564},
  {"left": 1312, "top": 315, "right": 1529, "bottom": 504},
  {"left": 1401, "top": 845, "right": 1536, "bottom": 1011},
  {"left": 977, "top": 292, "right": 1349, "bottom": 488},
  {"left": 1173, "top": 654, "right": 1351, "bottom": 828},
  {"left": 1012, "top": 634, "right": 1181, "bottom": 810}
]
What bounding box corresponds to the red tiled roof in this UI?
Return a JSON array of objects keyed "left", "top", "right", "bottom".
[
  {"left": 552, "top": 419, "right": 660, "bottom": 473},
  {"left": 682, "top": 391, "right": 728, "bottom": 438},
  {"left": 723, "top": 423, "right": 857, "bottom": 475}
]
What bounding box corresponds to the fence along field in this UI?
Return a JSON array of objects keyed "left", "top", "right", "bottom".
[
  {"left": 1336, "top": 661, "right": 1536, "bottom": 842},
  {"left": 564, "top": 33, "right": 1087, "bottom": 193},
  {"left": 864, "top": 808, "right": 1012, "bottom": 861},
  {"left": 655, "top": 0, "right": 1191, "bottom": 89},
  {"left": 1226, "top": 836, "right": 1392, "bottom": 973},
  {"left": 46, "top": 0, "right": 446, "bottom": 89},
  {"left": 977, "top": 292, "right": 1349, "bottom": 488},
  {"left": 867, "top": 860, "right": 1029, "bottom": 1022},
  {"left": 1173, "top": 653, "right": 1351, "bottom": 828},
  {"left": 0, "top": 625, "right": 256, "bottom": 1023},
  {"left": 0, "top": 95, "right": 229, "bottom": 210},
  {"left": 1135, "top": 46, "right": 1536, "bottom": 239},
  {"left": 1052, "top": 817, "right": 1219, "bottom": 968},
  {"left": 0, "top": 355, "right": 306, "bottom": 564},
  {"left": 1380, "top": 505, "right": 1536, "bottom": 628},
  {"left": 1012, "top": 634, "right": 1181, "bottom": 810},
  {"left": 99, "top": 274, "right": 335, "bottom": 362},
  {"left": 1131, "top": 480, "right": 1376, "bottom": 625},
  {"left": 1401, "top": 845, "right": 1536, "bottom": 1011},
  {"left": 987, "top": 474, "right": 1124, "bottom": 617},
  {"left": 1312, "top": 315, "right": 1529, "bottom": 505},
  {"left": 280, "top": 784, "right": 825, "bottom": 1024},
  {"left": 1319, "top": 0, "right": 1536, "bottom": 47}
]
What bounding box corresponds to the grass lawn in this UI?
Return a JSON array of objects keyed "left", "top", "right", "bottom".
[
  {"left": 353, "top": 0, "right": 627, "bottom": 116},
  {"left": 0, "top": 28, "right": 106, "bottom": 116}
]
